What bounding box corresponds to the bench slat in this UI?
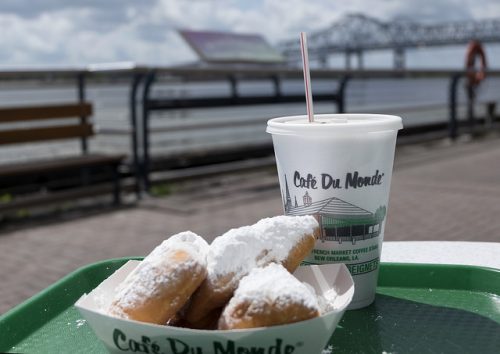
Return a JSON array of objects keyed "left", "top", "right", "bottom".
[
  {"left": 0, "top": 123, "right": 94, "bottom": 145},
  {"left": 0, "top": 103, "right": 92, "bottom": 123}
]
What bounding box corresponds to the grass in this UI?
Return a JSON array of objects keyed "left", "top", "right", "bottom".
[
  {"left": 0, "top": 193, "right": 12, "bottom": 204},
  {"left": 149, "top": 183, "right": 175, "bottom": 197}
]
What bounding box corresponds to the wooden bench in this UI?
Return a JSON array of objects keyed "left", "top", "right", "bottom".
[{"left": 0, "top": 103, "right": 125, "bottom": 213}]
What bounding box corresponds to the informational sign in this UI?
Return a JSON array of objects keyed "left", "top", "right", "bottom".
[{"left": 179, "top": 30, "right": 285, "bottom": 64}]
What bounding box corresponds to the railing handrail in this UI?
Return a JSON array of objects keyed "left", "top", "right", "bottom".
[
  {"left": 1, "top": 65, "right": 499, "bottom": 197},
  {"left": 2, "top": 66, "right": 500, "bottom": 81}
]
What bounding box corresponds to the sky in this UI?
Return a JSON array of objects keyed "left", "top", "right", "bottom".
[{"left": 1, "top": 0, "right": 500, "bottom": 69}]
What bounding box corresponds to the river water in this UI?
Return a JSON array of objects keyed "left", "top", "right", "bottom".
[{"left": 0, "top": 76, "right": 499, "bottom": 164}]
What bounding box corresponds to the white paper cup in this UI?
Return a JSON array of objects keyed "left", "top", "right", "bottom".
[
  {"left": 75, "top": 260, "right": 354, "bottom": 354},
  {"left": 267, "top": 114, "right": 403, "bottom": 309}
]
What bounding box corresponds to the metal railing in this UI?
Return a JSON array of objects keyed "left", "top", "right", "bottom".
[
  {"left": 1, "top": 67, "right": 499, "bottom": 197},
  {"left": 135, "top": 68, "right": 500, "bottom": 193}
]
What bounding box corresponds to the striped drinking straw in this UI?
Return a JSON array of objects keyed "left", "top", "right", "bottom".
[{"left": 300, "top": 32, "right": 315, "bottom": 123}]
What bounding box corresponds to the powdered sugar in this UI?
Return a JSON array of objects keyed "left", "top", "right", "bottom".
[
  {"left": 317, "top": 288, "right": 339, "bottom": 314},
  {"left": 295, "top": 271, "right": 339, "bottom": 314},
  {"left": 168, "top": 231, "right": 209, "bottom": 257},
  {"left": 92, "top": 292, "right": 111, "bottom": 314},
  {"left": 109, "top": 231, "right": 208, "bottom": 317},
  {"left": 223, "top": 263, "right": 319, "bottom": 321},
  {"left": 207, "top": 215, "right": 318, "bottom": 281}
]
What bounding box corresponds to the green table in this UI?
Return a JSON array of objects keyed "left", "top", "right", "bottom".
[{"left": 1, "top": 259, "right": 499, "bottom": 354}]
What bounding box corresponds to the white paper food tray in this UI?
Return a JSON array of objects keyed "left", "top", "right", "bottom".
[{"left": 75, "top": 260, "right": 354, "bottom": 354}]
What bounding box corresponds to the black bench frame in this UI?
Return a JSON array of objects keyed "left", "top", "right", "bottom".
[{"left": 0, "top": 99, "right": 124, "bottom": 214}]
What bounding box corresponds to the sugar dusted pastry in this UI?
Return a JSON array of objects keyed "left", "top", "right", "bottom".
[
  {"left": 184, "top": 215, "right": 318, "bottom": 328},
  {"left": 218, "top": 263, "right": 320, "bottom": 329},
  {"left": 108, "top": 231, "right": 208, "bottom": 325}
]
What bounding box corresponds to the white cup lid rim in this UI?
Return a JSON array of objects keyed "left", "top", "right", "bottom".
[{"left": 267, "top": 114, "right": 403, "bottom": 135}]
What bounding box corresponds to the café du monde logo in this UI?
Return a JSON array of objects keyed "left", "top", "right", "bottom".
[
  {"left": 282, "top": 175, "right": 386, "bottom": 245},
  {"left": 112, "top": 329, "right": 298, "bottom": 354}
]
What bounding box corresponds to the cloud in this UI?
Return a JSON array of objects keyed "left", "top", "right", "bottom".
[
  {"left": 0, "top": 0, "right": 155, "bottom": 20},
  {"left": 0, "top": 0, "right": 498, "bottom": 67},
  {"left": 0, "top": 1, "right": 193, "bottom": 66},
  {"left": 389, "top": 0, "right": 473, "bottom": 22}
]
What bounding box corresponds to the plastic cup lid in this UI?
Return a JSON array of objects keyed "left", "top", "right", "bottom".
[{"left": 266, "top": 114, "right": 403, "bottom": 136}]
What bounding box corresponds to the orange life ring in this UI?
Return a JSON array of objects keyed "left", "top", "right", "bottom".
[{"left": 465, "top": 40, "right": 487, "bottom": 87}]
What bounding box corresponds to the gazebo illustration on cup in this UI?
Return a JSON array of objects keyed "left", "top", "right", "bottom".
[{"left": 282, "top": 178, "right": 386, "bottom": 244}]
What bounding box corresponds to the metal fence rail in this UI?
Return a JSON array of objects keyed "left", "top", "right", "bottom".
[{"left": 1, "top": 67, "right": 499, "bottom": 197}]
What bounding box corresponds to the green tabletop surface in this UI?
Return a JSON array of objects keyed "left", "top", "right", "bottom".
[{"left": 1, "top": 259, "right": 499, "bottom": 354}]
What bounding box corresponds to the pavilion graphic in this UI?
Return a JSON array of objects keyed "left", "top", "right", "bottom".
[{"left": 282, "top": 176, "right": 386, "bottom": 244}]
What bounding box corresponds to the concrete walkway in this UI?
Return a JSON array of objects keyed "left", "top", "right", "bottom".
[{"left": 1, "top": 136, "right": 500, "bottom": 314}]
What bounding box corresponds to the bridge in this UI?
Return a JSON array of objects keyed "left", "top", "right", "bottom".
[{"left": 279, "top": 14, "right": 500, "bottom": 69}]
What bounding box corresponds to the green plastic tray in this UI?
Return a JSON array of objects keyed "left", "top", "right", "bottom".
[{"left": 1, "top": 259, "right": 499, "bottom": 354}]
